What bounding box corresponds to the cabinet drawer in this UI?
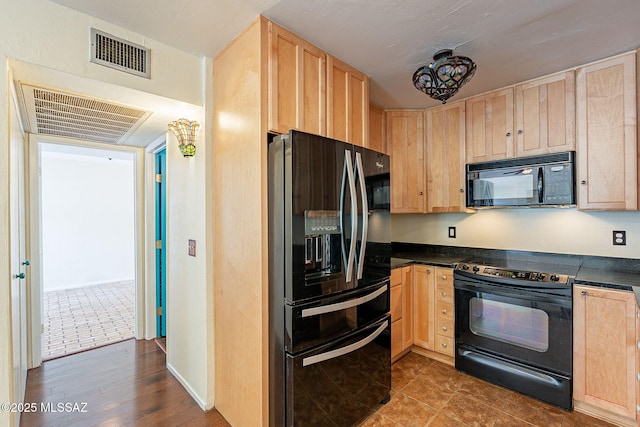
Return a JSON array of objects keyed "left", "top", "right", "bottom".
[
  {"left": 436, "top": 301, "right": 453, "bottom": 319},
  {"left": 436, "top": 317, "right": 454, "bottom": 338},
  {"left": 436, "top": 284, "right": 454, "bottom": 305},
  {"left": 435, "top": 267, "right": 453, "bottom": 286},
  {"left": 435, "top": 335, "right": 454, "bottom": 356},
  {"left": 390, "top": 284, "right": 402, "bottom": 321}
]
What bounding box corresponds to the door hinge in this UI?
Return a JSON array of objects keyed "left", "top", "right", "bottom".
[
  {"left": 157, "top": 307, "right": 163, "bottom": 316},
  {"left": 156, "top": 240, "right": 162, "bottom": 249},
  {"left": 155, "top": 173, "right": 162, "bottom": 183}
]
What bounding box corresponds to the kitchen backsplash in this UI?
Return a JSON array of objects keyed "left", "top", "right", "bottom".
[{"left": 391, "top": 208, "right": 640, "bottom": 259}]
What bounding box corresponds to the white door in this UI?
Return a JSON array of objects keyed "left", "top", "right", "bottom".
[{"left": 9, "top": 114, "right": 28, "bottom": 425}]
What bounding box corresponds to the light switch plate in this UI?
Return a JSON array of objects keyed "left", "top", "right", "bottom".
[
  {"left": 188, "top": 239, "right": 196, "bottom": 256},
  {"left": 448, "top": 227, "right": 456, "bottom": 238}
]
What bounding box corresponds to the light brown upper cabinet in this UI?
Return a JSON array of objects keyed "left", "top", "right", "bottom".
[
  {"left": 465, "top": 87, "right": 515, "bottom": 163},
  {"left": 425, "top": 101, "right": 466, "bottom": 213},
  {"left": 368, "top": 104, "right": 387, "bottom": 154},
  {"left": 387, "top": 110, "right": 425, "bottom": 213},
  {"left": 267, "top": 22, "right": 326, "bottom": 136},
  {"left": 576, "top": 51, "right": 637, "bottom": 210},
  {"left": 327, "top": 55, "right": 369, "bottom": 147},
  {"left": 515, "top": 71, "right": 576, "bottom": 157}
]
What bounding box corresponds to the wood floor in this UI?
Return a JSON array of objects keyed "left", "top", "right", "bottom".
[{"left": 21, "top": 338, "right": 230, "bottom": 427}]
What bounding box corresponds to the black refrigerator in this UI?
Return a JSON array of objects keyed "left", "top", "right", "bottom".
[{"left": 268, "top": 130, "right": 391, "bottom": 426}]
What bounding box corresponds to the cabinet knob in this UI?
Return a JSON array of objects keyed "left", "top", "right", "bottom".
[
  {"left": 419, "top": 191, "right": 424, "bottom": 195},
  {"left": 426, "top": 270, "right": 431, "bottom": 275},
  {"left": 581, "top": 290, "right": 589, "bottom": 296},
  {"left": 517, "top": 129, "right": 523, "bottom": 134},
  {"left": 441, "top": 292, "right": 447, "bottom": 297},
  {"left": 441, "top": 309, "right": 447, "bottom": 315},
  {"left": 442, "top": 326, "right": 447, "bottom": 331},
  {"left": 506, "top": 132, "right": 512, "bottom": 137},
  {"left": 459, "top": 188, "right": 464, "bottom": 193},
  {"left": 441, "top": 342, "right": 447, "bottom": 348},
  {"left": 580, "top": 180, "right": 587, "bottom": 185},
  {"left": 441, "top": 275, "right": 447, "bottom": 280},
  {"left": 14, "top": 273, "right": 25, "bottom": 279}
]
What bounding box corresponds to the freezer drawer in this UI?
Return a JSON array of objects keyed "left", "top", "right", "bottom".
[
  {"left": 286, "top": 282, "right": 389, "bottom": 353},
  {"left": 285, "top": 316, "right": 391, "bottom": 427}
]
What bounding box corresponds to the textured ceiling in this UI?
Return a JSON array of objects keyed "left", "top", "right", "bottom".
[{"left": 48, "top": 0, "right": 640, "bottom": 110}]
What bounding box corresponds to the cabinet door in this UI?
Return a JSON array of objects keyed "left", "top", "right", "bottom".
[
  {"left": 368, "top": 104, "right": 387, "bottom": 153},
  {"left": 573, "top": 285, "right": 636, "bottom": 419},
  {"left": 465, "top": 87, "right": 515, "bottom": 163},
  {"left": 387, "top": 110, "right": 425, "bottom": 213},
  {"left": 401, "top": 266, "right": 413, "bottom": 350},
  {"left": 425, "top": 101, "right": 466, "bottom": 212},
  {"left": 576, "top": 52, "right": 637, "bottom": 210},
  {"left": 268, "top": 22, "right": 326, "bottom": 135},
  {"left": 413, "top": 265, "right": 434, "bottom": 350},
  {"left": 327, "top": 55, "right": 369, "bottom": 147},
  {"left": 515, "top": 71, "right": 576, "bottom": 157}
]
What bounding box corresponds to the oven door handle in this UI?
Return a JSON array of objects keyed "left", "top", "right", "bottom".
[
  {"left": 301, "top": 284, "right": 387, "bottom": 318},
  {"left": 302, "top": 320, "right": 388, "bottom": 367},
  {"left": 454, "top": 280, "right": 572, "bottom": 307},
  {"left": 538, "top": 166, "right": 544, "bottom": 204}
]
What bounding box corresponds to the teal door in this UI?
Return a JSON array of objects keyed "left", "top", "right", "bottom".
[{"left": 155, "top": 149, "right": 167, "bottom": 337}]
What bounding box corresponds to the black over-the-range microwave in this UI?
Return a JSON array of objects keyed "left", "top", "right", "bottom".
[{"left": 466, "top": 151, "right": 575, "bottom": 208}]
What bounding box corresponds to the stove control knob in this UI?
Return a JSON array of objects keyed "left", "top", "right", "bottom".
[
  {"left": 472, "top": 266, "right": 480, "bottom": 272},
  {"left": 537, "top": 273, "right": 545, "bottom": 281},
  {"left": 461, "top": 264, "right": 469, "bottom": 271},
  {"left": 550, "top": 274, "right": 560, "bottom": 282}
]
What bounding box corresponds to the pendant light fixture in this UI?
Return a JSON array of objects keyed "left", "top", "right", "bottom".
[{"left": 412, "top": 49, "right": 476, "bottom": 104}]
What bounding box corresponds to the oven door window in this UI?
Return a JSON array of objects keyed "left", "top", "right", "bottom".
[{"left": 469, "top": 297, "right": 549, "bottom": 352}]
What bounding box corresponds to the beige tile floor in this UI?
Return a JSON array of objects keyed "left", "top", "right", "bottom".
[
  {"left": 360, "top": 352, "right": 615, "bottom": 427},
  {"left": 43, "top": 280, "right": 135, "bottom": 359}
]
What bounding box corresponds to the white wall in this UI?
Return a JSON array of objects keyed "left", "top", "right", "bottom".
[
  {"left": 0, "top": 0, "right": 213, "bottom": 414},
  {"left": 392, "top": 209, "right": 640, "bottom": 259},
  {"left": 40, "top": 148, "right": 135, "bottom": 291}
]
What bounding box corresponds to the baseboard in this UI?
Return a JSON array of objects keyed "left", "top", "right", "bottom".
[
  {"left": 573, "top": 401, "right": 636, "bottom": 427},
  {"left": 166, "top": 362, "right": 207, "bottom": 411},
  {"left": 409, "top": 346, "right": 454, "bottom": 367}
]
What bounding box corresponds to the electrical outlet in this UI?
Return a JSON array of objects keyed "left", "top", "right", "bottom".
[
  {"left": 448, "top": 226, "right": 456, "bottom": 238},
  {"left": 613, "top": 230, "right": 626, "bottom": 246},
  {"left": 188, "top": 239, "right": 197, "bottom": 256}
]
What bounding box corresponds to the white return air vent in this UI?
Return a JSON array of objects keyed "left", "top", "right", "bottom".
[
  {"left": 19, "top": 83, "right": 151, "bottom": 145},
  {"left": 90, "top": 28, "right": 151, "bottom": 78}
]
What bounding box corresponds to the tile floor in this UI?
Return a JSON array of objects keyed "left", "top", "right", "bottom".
[
  {"left": 43, "top": 280, "right": 135, "bottom": 359},
  {"left": 360, "top": 352, "right": 615, "bottom": 427}
]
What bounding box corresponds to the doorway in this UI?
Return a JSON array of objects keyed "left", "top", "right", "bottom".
[
  {"left": 155, "top": 148, "right": 167, "bottom": 338},
  {"left": 38, "top": 142, "right": 136, "bottom": 359}
]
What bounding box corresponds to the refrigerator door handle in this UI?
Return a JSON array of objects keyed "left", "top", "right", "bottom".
[
  {"left": 354, "top": 152, "right": 368, "bottom": 280},
  {"left": 301, "top": 284, "right": 387, "bottom": 318},
  {"left": 302, "top": 320, "right": 389, "bottom": 367},
  {"left": 340, "top": 150, "right": 357, "bottom": 282}
]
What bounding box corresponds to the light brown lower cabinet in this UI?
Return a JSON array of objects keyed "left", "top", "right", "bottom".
[
  {"left": 573, "top": 285, "right": 637, "bottom": 423},
  {"left": 390, "top": 266, "right": 413, "bottom": 359},
  {"left": 413, "top": 265, "right": 435, "bottom": 350}
]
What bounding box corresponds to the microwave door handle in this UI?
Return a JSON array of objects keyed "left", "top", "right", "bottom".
[{"left": 538, "top": 167, "right": 544, "bottom": 204}]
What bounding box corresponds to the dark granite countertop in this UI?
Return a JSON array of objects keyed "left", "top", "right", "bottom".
[{"left": 391, "top": 243, "right": 640, "bottom": 303}]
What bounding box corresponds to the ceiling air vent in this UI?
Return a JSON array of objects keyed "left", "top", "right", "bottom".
[
  {"left": 19, "top": 84, "right": 151, "bottom": 145},
  {"left": 90, "top": 28, "right": 151, "bottom": 78}
]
